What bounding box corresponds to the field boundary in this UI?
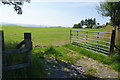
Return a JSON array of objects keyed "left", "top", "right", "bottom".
[
  {"left": 0, "top": 31, "right": 32, "bottom": 72},
  {"left": 70, "top": 30, "right": 115, "bottom": 55}
]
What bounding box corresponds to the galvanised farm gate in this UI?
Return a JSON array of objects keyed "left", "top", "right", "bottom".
[{"left": 70, "top": 30, "right": 115, "bottom": 55}]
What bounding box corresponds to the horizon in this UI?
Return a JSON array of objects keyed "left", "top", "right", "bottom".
[{"left": 0, "top": 1, "right": 110, "bottom": 27}]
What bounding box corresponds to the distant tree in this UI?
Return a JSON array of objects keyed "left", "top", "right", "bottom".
[
  {"left": 73, "top": 23, "right": 82, "bottom": 28},
  {"left": 97, "top": 23, "right": 100, "bottom": 25},
  {"left": 80, "top": 20, "right": 84, "bottom": 26},
  {"left": 73, "top": 24, "right": 79, "bottom": 28},
  {"left": 73, "top": 18, "right": 97, "bottom": 28},
  {"left": 93, "top": 18, "right": 96, "bottom": 25},
  {"left": 106, "top": 22, "right": 109, "bottom": 25},
  {"left": 84, "top": 19, "right": 88, "bottom": 25},
  {"left": 86, "top": 18, "right": 97, "bottom": 28},
  {"left": 1, "top": 0, "right": 31, "bottom": 14},
  {"left": 78, "top": 23, "right": 82, "bottom": 27},
  {"left": 87, "top": 18, "right": 93, "bottom": 28}
]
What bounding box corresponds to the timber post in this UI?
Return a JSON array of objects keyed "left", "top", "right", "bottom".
[
  {"left": 1, "top": 31, "right": 32, "bottom": 72},
  {"left": 24, "top": 33, "right": 32, "bottom": 64},
  {"left": 0, "top": 31, "right": 3, "bottom": 79},
  {"left": 70, "top": 30, "right": 72, "bottom": 44},
  {"left": 109, "top": 30, "right": 115, "bottom": 55},
  {"left": 118, "top": 27, "right": 120, "bottom": 54}
]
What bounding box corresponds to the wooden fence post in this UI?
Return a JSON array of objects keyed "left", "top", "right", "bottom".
[
  {"left": 70, "top": 30, "right": 72, "bottom": 44},
  {"left": 0, "top": 32, "right": 32, "bottom": 72},
  {"left": 1, "top": 31, "right": 6, "bottom": 78},
  {"left": 118, "top": 27, "right": 120, "bottom": 54},
  {"left": 110, "top": 30, "right": 115, "bottom": 55},
  {"left": 1, "top": 31, "right": 5, "bottom": 73},
  {"left": 118, "top": 27, "right": 120, "bottom": 47},
  {"left": 0, "top": 31, "right": 3, "bottom": 79},
  {"left": 77, "top": 31, "right": 78, "bottom": 39},
  {"left": 97, "top": 32, "right": 99, "bottom": 51},
  {"left": 86, "top": 31, "right": 88, "bottom": 43},
  {"left": 24, "top": 33, "right": 32, "bottom": 64}
]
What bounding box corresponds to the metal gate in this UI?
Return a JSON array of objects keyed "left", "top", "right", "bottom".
[{"left": 70, "top": 30, "right": 115, "bottom": 55}]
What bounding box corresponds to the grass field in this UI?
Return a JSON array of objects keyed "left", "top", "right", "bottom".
[
  {"left": 1, "top": 26, "right": 71, "bottom": 46},
  {"left": 1, "top": 25, "right": 120, "bottom": 78},
  {"left": 1, "top": 26, "right": 112, "bottom": 46}
]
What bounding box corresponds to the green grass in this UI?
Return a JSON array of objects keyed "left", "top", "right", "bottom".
[
  {"left": 3, "top": 55, "right": 46, "bottom": 78},
  {"left": 3, "top": 45, "right": 83, "bottom": 78},
  {"left": 33, "top": 46, "right": 82, "bottom": 64},
  {"left": 64, "top": 44, "right": 120, "bottom": 72},
  {"left": 64, "top": 44, "right": 111, "bottom": 64},
  {"left": 2, "top": 26, "right": 112, "bottom": 46},
  {"left": 4, "top": 54, "right": 46, "bottom": 78},
  {"left": 2, "top": 26, "right": 71, "bottom": 46},
  {"left": 2, "top": 25, "right": 119, "bottom": 78},
  {"left": 3, "top": 44, "right": 120, "bottom": 78},
  {"left": 3, "top": 43, "right": 46, "bottom": 78}
]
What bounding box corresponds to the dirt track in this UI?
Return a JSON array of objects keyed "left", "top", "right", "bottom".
[{"left": 40, "top": 48, "right": 119, "bottom": 78}]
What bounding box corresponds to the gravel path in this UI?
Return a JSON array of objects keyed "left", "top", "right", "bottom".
[
  {"left": 65, "top": 48, "right": 119, "bottom": 78},
  {"left": 75, "top": 57, "right": 118, "bottom": 78},
  {"left": 39, "top": 48, "right": 119, "bottom": 78},
  {"left": 40, "top": 57, "right": 98, "bottom": 79}
]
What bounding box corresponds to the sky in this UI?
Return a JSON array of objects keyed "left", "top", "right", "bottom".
[{"left": 0, "top": 0, "right": 111, "bottom": 27}]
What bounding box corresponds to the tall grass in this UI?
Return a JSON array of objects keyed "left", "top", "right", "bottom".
[
  {"left": 35, "top": 46, "right": 82, "bottom": 64},
  {"left": 3, "top": 42, "right": 83, "bottom": 78},
  {"left": 3, "top": 42, "right": 46, "bottom": 79}
]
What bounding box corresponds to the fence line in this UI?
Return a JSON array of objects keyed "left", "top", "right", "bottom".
[
  {"left": 70, "top": 30, "right": 115, "bottom": 55},
  {"left": 0, "top": 31, "right": 32, "bottom": 72}
]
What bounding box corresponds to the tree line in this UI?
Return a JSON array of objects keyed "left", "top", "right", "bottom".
[{"left": 73, "top": 18, "right": 99, "bottom": 28}]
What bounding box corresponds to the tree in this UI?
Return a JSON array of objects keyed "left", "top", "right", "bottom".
[
  {"left": 73, "top": 23, "right": 82, "bottom": 28},
  {"left": 93, "top": 18, "right": 96, "bottom": 25},
  {"left": 106, "top": 22, "right": 109, "bottom": 25},
  {"left": 96, "top": 0, "right": 120, "bottom": 48},
  {"left": 80, "top": 20, "right": 84, "bottom": 26},
  {"left": 96, "top": 1, "right": 120, "bottom": 28},
  {"left": 1, "top": 0, "right": 31, "bottom": 14},
  {"left": 97, "top": 23, "right": 100, "bottom": 25},
  {"left": 73, "top": 18, "right": 97, "bottom": 28},
  {"left": 84, "top": 19, "right": 88, "bottom": 25}
]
